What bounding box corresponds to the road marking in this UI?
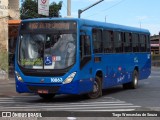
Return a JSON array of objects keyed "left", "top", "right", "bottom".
[
  {"left": 2, "top": 105, "right": 140, "bottom": 109},
  {"left": 67, "top": 117, "right": 77, "bottom": 120},
  {"left": 1, "top": 101, "right": 140, "bottom": 111},
  {"left": 66, "top": 109, "right": 136, "bottom": 112},
  {"left": 151, "top": 71, "right": 160, "bottom": 74},
  {"left": 149, "top": 76, "right": 160, "bottom": 78},
  {"left": 0, "top": 96, "right": 141, "bottom": 111}
]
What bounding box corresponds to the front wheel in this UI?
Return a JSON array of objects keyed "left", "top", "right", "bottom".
[
  {"left": 87, "top": 76, "right": 102, "bottom": 99},
  {"left": 39, "top": 93, "right": 55, "bottom": 100}
]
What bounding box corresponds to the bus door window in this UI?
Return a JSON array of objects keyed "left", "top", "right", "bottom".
[
  {"left": 80, "top": 35, "right": 91, "bottom": 69},
  {"left": 80, "top": 35, "right": 91, "bottom": 59}
]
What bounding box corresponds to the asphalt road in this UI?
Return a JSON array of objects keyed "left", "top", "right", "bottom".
[{"left": 0, "top": 67, "right": 160, "bottom": 120}]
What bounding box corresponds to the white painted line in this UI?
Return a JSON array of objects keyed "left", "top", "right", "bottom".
[
  {"left": 30, "top": 101, "right": 127, "bottom": 107},
  {"left": 0, "top": 102, "right": 16, "bottom": 103},
  {"left": 66, "top": 109, "right": 136, "bottom": 112},
  {"left": 64, "top": 101, "right": 126, "bottom": 105},
  {"left": 12, "top": 96, "right": 38, "bottom": 98},
  {"left": 149, "top": 76, "right": 160, "bottom": 78},
  {"left": 2, "top": 105, "right": 140, "bottom": 109},
  {"left": 0, "top": 98, "right": 13, "bottom": 100},
  {"left": 67, "top": 117, "right": 77, "bottom": 120}
]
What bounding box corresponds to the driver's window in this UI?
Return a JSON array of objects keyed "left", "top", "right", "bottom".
[{"left": 80, "top": 35, "right": 91, "bottom": 59}]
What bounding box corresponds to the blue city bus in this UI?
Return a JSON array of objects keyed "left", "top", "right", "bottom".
[{"left": 15, "top": 18, "right": 151, "bottom": 99}]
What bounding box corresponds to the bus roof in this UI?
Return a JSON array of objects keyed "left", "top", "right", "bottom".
[{"left": 21, "top": 18, "right": 150, "bottom": 34}]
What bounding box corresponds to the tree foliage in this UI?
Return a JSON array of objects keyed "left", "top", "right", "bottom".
[{"left": 20, "top": 0, "right": 62, "bottom": 19}]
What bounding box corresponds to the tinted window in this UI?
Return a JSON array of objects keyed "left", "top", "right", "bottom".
[
  {"left": 124, "top": 33, "right": 132, "bottom": 52},
  {"left": 103, "top": 30, "right": 114, "bottom": 53},
  {"left": 93, "top": 29, "right": 102, "bottom": 53},
  {"left": 146, "top": 35, "right": 150, "bottom": 52},
  {"left": 139, "top": 35, "right": 146, "bottom": 52},
  {"left": 132, "top": 34, "right": 139, "bottom": 52},
  {"left": 114, "top": 32, "right": 123, "bottom": 53}
]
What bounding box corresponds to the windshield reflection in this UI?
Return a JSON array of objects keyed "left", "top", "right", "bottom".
[{"left": 19, "top": 33, "right": 76, "bottom": 69}]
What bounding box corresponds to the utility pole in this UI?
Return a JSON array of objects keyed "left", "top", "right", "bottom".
[
  {"left": 105, "top": 15, "right": 107, "bottom": 22},
  {"left": 78, "top": 0, "right": 104, "bottom": 18},
  {"left": 67, "top": 0, "right": 71, "bottom": 16}
]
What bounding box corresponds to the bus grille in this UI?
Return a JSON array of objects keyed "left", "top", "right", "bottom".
[{"left": 27, "top": 86, "right": 60, "bottom": 93}]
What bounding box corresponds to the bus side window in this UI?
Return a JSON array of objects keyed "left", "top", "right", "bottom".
[
  {"left": 92, "top": 29, "right": 102, "bottom": 53},
  {"left": 103, "top": 30, "right": 111, "bottom": 53},
  {"left": 146, "top": 35, "right": 150, "bottom": 52},
  {"left": 139, "top": 34, "right": 146, "bottom": 52},
  {"left": 124, "top": 33, "right": 132, "bottom": 52},
  {"left": 132, "top": 33, "right": 139, "bottom": 52},
  {"left": 80, "top": 35, "right": 91, "bottom": 59},
  {"left": 103, "top": 30, "right": 114, "bottom": 53},
  {"left": 114, "top": 32, "right": 123, "bottom": 53}
]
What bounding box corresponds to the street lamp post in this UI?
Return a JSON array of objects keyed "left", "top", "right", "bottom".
[
  {"left": 105, "top": 15, "right": 107, "bottom": 22},
  {"left": 78, "top": 0, "right": 104, "bottom": 18},
  {"left": 67, "top": 0, "right": 71, "bottom": 16}
]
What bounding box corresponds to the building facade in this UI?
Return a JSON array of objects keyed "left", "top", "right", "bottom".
[
  {"left": 0, "top": 0, "right": 8, "bottom": 51},
  {"left": 0, "top": 0, "right": 19, "bottom": 51},
  {"left": 9, "top": 0, "right": 20, "bottom": 19},
  {"left": 150, "top": 33, "right": 160, "bottom": 55},
  {"left": 0, "top": 0, "right": 19, "bottom": 76}
]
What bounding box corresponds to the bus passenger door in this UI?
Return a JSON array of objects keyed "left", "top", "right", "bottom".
[{"left": 79, "top": 33, "right": 93, "bottom": 93}]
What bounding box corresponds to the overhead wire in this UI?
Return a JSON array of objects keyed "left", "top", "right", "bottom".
[
  {"left": 84, "top": 0, "right": 126, "bottom": 18},
  {"left": 62, "top": 1, "right": 69, "bottom": 16}
]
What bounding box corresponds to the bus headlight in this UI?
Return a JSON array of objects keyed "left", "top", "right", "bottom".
[
  {"left": 63, "top": 72, "right": 76, "bottom": 84},
  {"left": 15, "top": 71, "right": 23, "bottom": 82}
]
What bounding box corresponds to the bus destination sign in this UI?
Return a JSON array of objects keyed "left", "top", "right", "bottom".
[{"left": 22, "top": 21, "right": 77, "bottom": 30}]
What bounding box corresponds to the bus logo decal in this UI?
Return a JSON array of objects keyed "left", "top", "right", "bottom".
[
  {"left": 40, "top": 79, "right": 44, "bottom": 83},
  {"left": 134, "top": 57, "right": 138, "bottom": 63},
  {"left": 147, "top": 54, "right": 150, "bottom": 59}
]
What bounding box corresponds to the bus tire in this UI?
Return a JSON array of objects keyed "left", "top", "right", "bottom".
[
  {"left": 87, "top": 76, "right": 102, "bottom": 99},
  {"left": 123, "top": 70, "right": 138, "bottom": 89},
  {"left": 39, "top": 93, "right": 55, "bottom": 100}
]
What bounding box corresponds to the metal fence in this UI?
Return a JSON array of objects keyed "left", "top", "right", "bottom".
[{"left": 152, "top": 54, "right": 160, "bottom": 67}]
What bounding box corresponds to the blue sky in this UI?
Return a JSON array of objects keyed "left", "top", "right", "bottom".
[
  {"left": 50, "top": 0, "right": 160, "bottom": 35},
  {"left": 20, "top": 0, "right": 160, "bottom": 35}
]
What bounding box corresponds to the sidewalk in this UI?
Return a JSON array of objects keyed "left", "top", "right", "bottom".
[
  {"left": 0, "top": 75, "right": 19, "bottom": 97},
  {"left": 0, "top": 78, "right": 31, "bottom": 97}
]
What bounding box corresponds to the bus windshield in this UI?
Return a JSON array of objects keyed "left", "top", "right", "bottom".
[{"left": 19, "top": 32, "right": 76, "bottom": 70}]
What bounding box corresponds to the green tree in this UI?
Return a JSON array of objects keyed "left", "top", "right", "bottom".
[{"left": 20, "top": 0, "right": 62, "bottom": 19}]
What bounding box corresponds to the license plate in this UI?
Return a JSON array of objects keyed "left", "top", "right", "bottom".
[{"left": 37, "top": 89, "right": 49, "bottom": 94}]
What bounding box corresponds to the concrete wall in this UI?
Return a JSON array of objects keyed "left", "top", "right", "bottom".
[
  {"left": 9, "top": 0, "right": 20, "bottom": 19},
  {"left": 0, "top": 0, "right": 8, "bottom": 51}
]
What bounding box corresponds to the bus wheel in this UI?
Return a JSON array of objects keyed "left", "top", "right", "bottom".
[
  {"left": 87, "top": 76, "right": 102, "bottom": 99},
  {"left": 123, "top": 70, "right": 138, "bottom": 89},
  {"left": 39, "top": 93, "right": 55, "bottom": 100}
]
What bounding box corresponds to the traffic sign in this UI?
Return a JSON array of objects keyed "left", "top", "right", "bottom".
[{"left": 38, "top": 0, "right": 49, "bottom": 16}]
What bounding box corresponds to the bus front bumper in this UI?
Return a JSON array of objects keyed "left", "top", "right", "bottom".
[{"left": 16, "top": 78, "right": 93, "bottom": 95}]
